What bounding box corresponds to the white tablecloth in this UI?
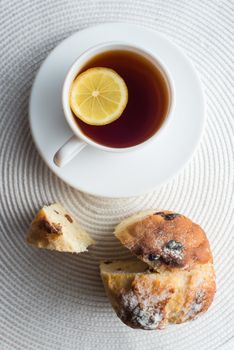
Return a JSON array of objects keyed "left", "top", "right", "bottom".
[{"left": 0, "top": 1, "right": 233, "bottom": 349}]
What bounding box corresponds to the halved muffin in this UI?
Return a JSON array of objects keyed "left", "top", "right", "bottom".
[
  {"left": 100, "top": 210, "right": 216, "bottom": 330},
  {"left": 100, "top": 258, "right": 216, "bottom": 330},
  {"left": 115, "top": 211, "right": 213, "bottom": 271}
]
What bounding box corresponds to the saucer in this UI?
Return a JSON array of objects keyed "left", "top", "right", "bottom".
[{"left": 29, "top": 23, "right": 205, "bottom": 198}]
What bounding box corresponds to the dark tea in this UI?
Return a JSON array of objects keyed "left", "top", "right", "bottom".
[{"left": 74, "top": 50, "right": 170, "bottom": 148}]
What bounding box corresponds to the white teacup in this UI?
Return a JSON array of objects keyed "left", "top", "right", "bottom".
[{"left": 54, "top": 42, "right": 175, "bottom": 167}]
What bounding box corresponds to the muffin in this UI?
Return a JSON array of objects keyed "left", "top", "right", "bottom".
[
  {"left": 27, "top": 203, "right": 95, "bottom": 253},
  {"left": 115, "top": 211, "right": 213, "bottom": 271},
  {"left": 100, "top": 258, "right": 216, "bottom": 330},
  {"left": 100, "top": 210, "right": 216, "bottom": 330}
]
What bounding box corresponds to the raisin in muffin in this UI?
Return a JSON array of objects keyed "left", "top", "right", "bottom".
[
  {"left": 100, "top": 210, "right": 216, "bottom": 330},
  {"left": 27, "top": 203, "right": 95, "bottom": 253}
]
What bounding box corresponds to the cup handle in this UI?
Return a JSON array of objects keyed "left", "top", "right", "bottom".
[{"left": 53, "top": 135, "right": 86, "bottom": 167}]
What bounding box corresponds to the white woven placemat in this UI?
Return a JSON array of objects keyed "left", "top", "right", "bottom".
[{"left": 0, "top": 1, "right": 233, "bottom": 349}]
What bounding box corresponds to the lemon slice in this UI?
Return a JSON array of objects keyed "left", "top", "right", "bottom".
[{"left": 70, "top": 67, "right": 128, "bottom": 125}]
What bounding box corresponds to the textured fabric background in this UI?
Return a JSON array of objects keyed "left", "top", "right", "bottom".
[{"left": 0, "top": 1, "right": 233, "bottom": 349}]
